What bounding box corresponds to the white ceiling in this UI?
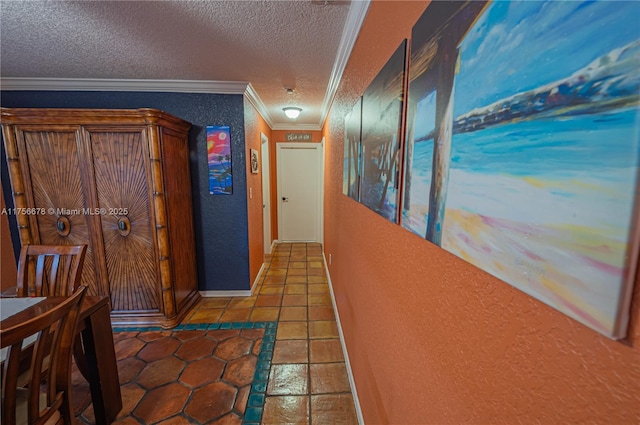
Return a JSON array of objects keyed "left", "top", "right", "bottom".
[{"left": 0, "top": 0, "right": 369, "bottom": 130}]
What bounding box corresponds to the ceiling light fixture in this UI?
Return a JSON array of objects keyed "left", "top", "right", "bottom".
[{"left": 283, "top": 107, "right": 302, "bottom": 119}]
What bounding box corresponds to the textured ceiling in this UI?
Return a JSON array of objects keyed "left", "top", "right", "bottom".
[{"left": 0, "top": 0, "right": 363, "bottom": 129}]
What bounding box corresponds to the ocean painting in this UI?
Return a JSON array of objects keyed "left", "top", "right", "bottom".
[
  {"left": 360, "top": 40, "right": 407, "bottom": 222},
  {"left": 342, "top": 97, "right": 362, "bottom": 200},
  {"left": 403, "top": 0, "right": 640, "bottom": 338},
  {"left": 207, "top": 126, "right": 233, "bottom": 195}
]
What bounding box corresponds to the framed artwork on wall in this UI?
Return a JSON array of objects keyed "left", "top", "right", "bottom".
[
  {"left": 402, "top": 0, "right": 640, "bottom": 339},
  {"left": 360, "top": 39, "right": 407, "bottom": 222},
  {"left": 207, "top": 125, "right": 233, "bottom": 195},
  {"left": 250, "top": 148, "right": 259, "bottom": 174}
]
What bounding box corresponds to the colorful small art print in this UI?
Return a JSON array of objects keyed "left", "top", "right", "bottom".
[
  {"left": 360, "top": 40, "right": 407, "bottom": 222},
  {"left": 207, "top": 126, "right": 233, "bottom": 195},
  {"left": 342, "top": 97, "right": 362, "bottom": 200},
  {"left": 402, "top": 0, "right": 640, "bottom": 339}
]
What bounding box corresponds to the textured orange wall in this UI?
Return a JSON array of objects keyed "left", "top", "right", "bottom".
[
  {"left": 244, "top": 97, "right": 271, "bottom": 286},
  {"left": 323, "top": 1, "right": 640, "bottom": 424},
  {"left": 1, "top": 188, "right": 17, "bottom": 289},
  {"left": 269, "top": 130, "right": 323, "bottom": 240}
]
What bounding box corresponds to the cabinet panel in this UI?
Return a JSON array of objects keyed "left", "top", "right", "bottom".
[
  {"left": 19, "top": 129, "right": 101, "bottom": 296},
  {"left": 89, "top": 130, "right": 159, "bottom": 312},
  {"left": 162, "top": 129, "right": 198, "bottom": 312}
]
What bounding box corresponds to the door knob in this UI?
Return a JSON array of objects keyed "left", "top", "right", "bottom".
[{"left": 282, "top": 197, "right": 289, "bottom": 202}]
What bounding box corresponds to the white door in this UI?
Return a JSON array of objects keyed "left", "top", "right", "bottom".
[
  {"left": 277, "top": 143, "right": 323, "bottom": 242},
  {"left": 261, "top": 133, "right": 272, "bottom": 254}
]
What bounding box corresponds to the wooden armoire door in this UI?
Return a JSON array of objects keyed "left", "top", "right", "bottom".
[
  {"left": 13, "top": 126, "right": 103, "bottom": 296},
  {"left": 86, "top": 127, "right": 160, "bottom": 314},
  {"left": 3, "top": 108, "right": 201, "bottom": 327}
]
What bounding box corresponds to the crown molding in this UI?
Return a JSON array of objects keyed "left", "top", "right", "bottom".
[
  {"left": 244, "top": 83, "right": 275, "bottom": 128},
  {"left": 317, "top": 0, "right": 370, "bottom": 129},
  {"left": 245, "top": 83, "right": 322, "bottom": 130},
  {"left": 0, "top": 77, "right": 249, "bottom": 94}
]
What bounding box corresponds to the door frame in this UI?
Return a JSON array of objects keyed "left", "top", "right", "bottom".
[
  {"left": 260, "top": 133, "right": 272, "bottom": 254},
  {"left": 276, "top": 142, "right": 324, "bottom": 243}
]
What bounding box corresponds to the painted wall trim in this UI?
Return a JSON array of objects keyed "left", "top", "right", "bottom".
[
  {"left": 318, "top": 0, "right": 371, "bottom": 128},
  {"left": 200, "top": 290, "right": 252, "bottom": 297},
  {"left": 323, "top": 252, "right": 365, "bottom": 425},
  {"left": 319, "top": 138, "right": 326, "bottom": 245},
  {"left": 252, "top": 263, "right": 267, "bottom": 295},
  {"left": 244, "top": 83, "right": 275, "bottom": 128},
  {"left": 0, "top": 77, "right": 249, "bottom": 94}
]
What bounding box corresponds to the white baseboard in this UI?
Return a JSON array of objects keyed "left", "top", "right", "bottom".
[
  {"left": 199, "top": 290, "right": 252, "bottom": 297},
  {"left": 323, "top": 252, "right": 365, "bottom": 425},
  {"left": 252, "top": 262, "right": 267, "bottom": 295},
  {"left": 266, "top": 240, "right": 277, "bottom": 255}
]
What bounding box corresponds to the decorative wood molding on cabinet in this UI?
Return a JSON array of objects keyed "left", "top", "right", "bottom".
[{"left": 1, "top": 108, "right": 201, "bottom": 328}]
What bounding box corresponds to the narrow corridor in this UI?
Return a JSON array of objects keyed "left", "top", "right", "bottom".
[{"left": 74, "top": 242, "right": 358, "bottom": 424}]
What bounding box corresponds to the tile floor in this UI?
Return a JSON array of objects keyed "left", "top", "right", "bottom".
[
  {"left": 74, "top": 242, "right": 358, "bottom": 424},
  {"left": 75, "top": 324, "right": 271, "bottom": 424}
]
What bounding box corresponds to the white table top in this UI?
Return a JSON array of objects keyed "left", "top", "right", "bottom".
[
  {"left": 0, "top": 297, "right": 46, "bottom": 321},
  {"left": 0, "top": 297, "right": 46, "bottom": 362}
]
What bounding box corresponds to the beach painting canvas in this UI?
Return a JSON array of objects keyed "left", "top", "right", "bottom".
[
  {"left": 207, "top": 125, "right": 233, "bottom": 195},
  {"left": 343, "top": 97, "right": 362, "bottom": 200},
  {"left": 403, "top": 0, "right": 640, "bottom": 339},
  {"left": 360, "top": 40, "right": 407, "bottom": 222}
]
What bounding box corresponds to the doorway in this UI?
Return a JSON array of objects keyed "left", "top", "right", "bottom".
[
  {"left": 276, "top": 142, "right": 323, "bottom": 242},
  {"left": 261, "top": 133, "right": 272, "bottom": 254}
]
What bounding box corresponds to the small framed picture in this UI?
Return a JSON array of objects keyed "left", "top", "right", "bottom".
[{"left": 250, "top": 148, "right": 259, "bottom": 174}]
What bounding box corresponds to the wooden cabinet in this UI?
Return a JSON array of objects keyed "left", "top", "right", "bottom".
[{"left": 1, "top": 108, "right": 200, "bottom": 328}]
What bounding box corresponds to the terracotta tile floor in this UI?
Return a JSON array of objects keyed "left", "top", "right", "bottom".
[{"left": 74, "top": 242, "right": 358, "bottom": 424}]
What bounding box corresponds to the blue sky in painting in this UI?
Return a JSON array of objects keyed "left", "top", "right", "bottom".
[
  {"left": 414, "top": 91, "right": 437, "bottom": 145},
  {"left": 454, "top": 0, "right": 640, "bottom": 117}
]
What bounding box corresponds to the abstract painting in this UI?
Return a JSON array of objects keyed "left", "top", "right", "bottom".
[
  {"left": 207, "top": 126, "right": 233, "bottom": 194},
  {"left": 360, "top": 40, "right": 407, "bottom": 222},
  {"left": 342, "top": 97, "right": 362, "bottom": 200},
  {"left": 402, "top": 0, "right": 640, "bottom": 338}
]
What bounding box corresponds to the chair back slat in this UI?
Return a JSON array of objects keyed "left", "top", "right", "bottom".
[
  {"left": 55, "top": 256, "right": 73, "bottom": 296},
  {"left": 46, "top": 255, "right": 60, "bottom": 295},
  {"left": 16, "top": 245, "right": 87, "bottom": 297},
  {"left": 1, "top": 286, "right": 87, "bottom": 425},
  {"left": 2, "top": 343, "right": 22, "bottom": 424},
  {"left": 34, "top": 255, "right": 47, "bottom": 296}
]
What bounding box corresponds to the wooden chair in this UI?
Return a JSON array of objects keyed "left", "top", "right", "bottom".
[
  {"left": 14, "top": 244, "right": 91, "bottom": 399},
  {"left": 1, "top": 286, "right": 87, "bottom": 425},
  {"left": 16, "top": 245, "right": 87, "bottom": 298}
]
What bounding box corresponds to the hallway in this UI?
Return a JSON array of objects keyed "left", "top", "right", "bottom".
[
  {"left": 74, "top": 242, "right": 358, "bottom": 424},
  {"left": 187, "top": 242, "right": 358, "bottom": 424}
]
